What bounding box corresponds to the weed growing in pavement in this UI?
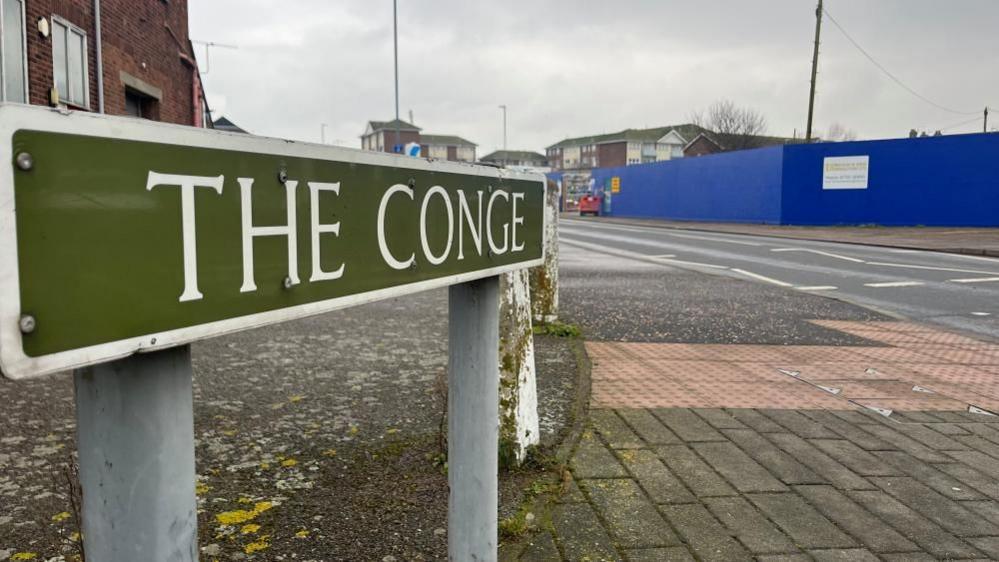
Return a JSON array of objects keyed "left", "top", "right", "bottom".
[{"left": 532, "top": 321, "right": 582, "bottom": 338}]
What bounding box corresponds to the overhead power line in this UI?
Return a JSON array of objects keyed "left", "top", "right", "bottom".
[{"left": 822, "top": 8, "right": 986, "bottom": 116}]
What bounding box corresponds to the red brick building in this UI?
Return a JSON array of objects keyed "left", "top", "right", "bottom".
[{"left": 1, "top": 0, "right": 206, "bottom": 126}]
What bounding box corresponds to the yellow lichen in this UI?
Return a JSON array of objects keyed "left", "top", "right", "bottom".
[
  {"left": 241, "top": 523, "right": 261, "bottom": 535},
  {"left": 322, "top": 449, "right": 337, "bottom": 457},
  {"left": 386, "top": 428, "right": 399, "bottom": 434},
  {"left": 244, "top": 535, "right": 270, "bottom": 554},
  {"left": 11, "top": 554, "right": 38, "bottom": 561},
  {"left": 348, "top": 426, "right": 359, "bottom": 435},
  {"left": 51, "top": 512, "right": 71, "bottom": 522},
  {"left": 215, "top": 501, "right": 273, "bottom": 526},
  {"left": 294, "top": 529, "right": 309, "bottom": 538},
  {"left": 195, "top": 482, "right": 211, "bottom": 496},
  {"left": 281, "top": 458, "right": 298, "bottom": 468},
  {"left": 289, "top": 394, "right": 305, "bottom": 402}
]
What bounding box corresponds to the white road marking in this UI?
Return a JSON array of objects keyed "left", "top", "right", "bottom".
[
  {"left": 650, "top": 254, "right": 677, "bottom": 259},
  {"left": 731, "top": 268, "right": 793, "bottom": 287},
  {"left": 950, "top": 276, "right": 999, "bottom": 284},
  {"left": 866, "top": 261, "right": 999, "bottom": 276},
  {"left": 771, "top": 248, "right": 865, "bottom": 263},
  {"left": 560, "top": 238, "right": 729, "bottom": 270},
  {"left": 971, "top": 312, "right": 991, "bottom": 317},
  {"left": 665, "top": 232, "right": 763, "bottom": 246},
  {"left": 796, "top": 286, "right": 838, "bottom": 291},
  {"left": 864, "top": 281, "right": 924, "bottom": 288}
]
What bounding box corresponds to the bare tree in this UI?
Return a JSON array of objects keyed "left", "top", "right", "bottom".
[
  {"left": 825, "top": 122, "right": 858, "bottom": 142},
  {"left": 690, "top": 99, "right": 769, "bottom": 150}
]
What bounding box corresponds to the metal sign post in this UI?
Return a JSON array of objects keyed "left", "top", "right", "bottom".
[{"left": 0, "top": 104, "right": 545, "bottom": 561}]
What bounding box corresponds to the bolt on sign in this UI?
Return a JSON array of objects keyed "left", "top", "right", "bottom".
[{"left": 0, "top": 105, "right": 545, "bottom": 379}]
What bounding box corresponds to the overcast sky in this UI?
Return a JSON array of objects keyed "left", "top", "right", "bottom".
[{"left": 189, "top": 0, "right": 999, "bottom": 154}]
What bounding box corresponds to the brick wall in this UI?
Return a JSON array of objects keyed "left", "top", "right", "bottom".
[
  {"left": 24, "top": 0, "right": 196, "bottom": 125},
  {"left": 598, "top": 141, "right": 627, "bottom": 168}
]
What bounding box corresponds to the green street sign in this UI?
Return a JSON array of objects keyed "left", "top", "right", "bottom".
[{"left": 0, "top": 105, "right": 545, "bottom": 379}]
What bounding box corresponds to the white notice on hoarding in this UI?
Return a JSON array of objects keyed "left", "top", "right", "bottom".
[{"left": 823, "top": 156, "right": 869, "bottom": 190}]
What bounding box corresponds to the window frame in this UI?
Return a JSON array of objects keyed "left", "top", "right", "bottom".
[
  {"left": 50, "top": 14, "right": 90, "bottom": 109},
  {"left": 0, "top": 0, "right": 29, "bottom": 103}
]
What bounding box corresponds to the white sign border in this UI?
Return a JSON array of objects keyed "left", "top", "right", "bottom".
[{"left": 0, "top": 104, "right": 545, "bottom": 380}]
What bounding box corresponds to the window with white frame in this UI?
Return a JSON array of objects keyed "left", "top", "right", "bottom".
[
  {"left": 51, "top": 16, "right": 89, "bottom": 108},
  {"left": 0, "top": 0, "right": 27, "bottom": 103}
]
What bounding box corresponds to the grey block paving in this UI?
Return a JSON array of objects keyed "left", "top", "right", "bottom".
[
  {"left": 617, "top": 448, "right": 696, "bottom": 504},
  {"left": 691, "top": 408, "right": 747, "bottom": 429},
  {"left": 691, "top": 441, "right": 788, "bottom": 492},
  {"left": 624, "top": 547, "right": 695, "bottom": 562},
  {"left": 810, "top": 439, "right": 900, "bottom": 476},
  {"left": 848, "top": 490, "right": 985, "bottom": 559},
  {"left": 807, "top": 549, "right": 879, "bottom": 561},
  {"left": 651, "top": 408, "right": 726, "bottom": 442},
  {"left": 571, "top": 435, "right": 629, "bottom": 478},
  {"left": 766, "top": 433, "right": 874, "bottom": 490},
  {"left": 580, "top": 479, "right": 680, "bottom": 548},
  {"left": 869, "top": 476, "right": 998, "bottom": 537},
  {"left": 794, "top": 485, "right": 917, "bottom": 553},
  {"left": 660, "top": 503, "right": 752, "bottom": 562},
  {"left": 747, "top": 492, "right": 857, "bottom": 549},
  {"left": 704, "top": 496, "right": 799, "bottom": 555},
  {"left": 726, "top": 408, "right": 785, "bottom": 432},
  {"left": 590, "top": 409, "right": 644, "bottom": 449},
  {"left": 656, "top": 445, "right": 737, "bottom": 497},
  {"left": 761, "top": 409, "right": 841, "bottom": 439},
  {"left": 877, "top": 451, "right": 985, "bottom": 500},
  {"left": 538, "top": 408, "right": 999, "bottom": 562},
  {"left": 552, "top": 502, "right": 622, "bottom": 562},
  {"left": 616, "top": 408, "right": 681, "bottom": 445},
  {"left": 723, "top": 429, "right": 824, "bottom": 485}
]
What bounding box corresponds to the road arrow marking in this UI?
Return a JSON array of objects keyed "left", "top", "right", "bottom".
[
  {"left": 732, "top": 268, "right": 793, "bottom": 287},
  {"left": 771, "top": 248, "right": 865, "bottom": 263},
  {"left": 950, "top": 276, "right": 999, "bottom": 283},
  {"left": 796, "top": 285, "right": 838, "bottom": 291}
]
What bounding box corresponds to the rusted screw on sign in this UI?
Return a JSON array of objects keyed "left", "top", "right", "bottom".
[
  {"left": 15, "top": 152, "right": 33, "bottom": 171},
  {"left": 283, "top": 276, "right": 294, "bottom": 289},
  {"left": 278, "top": 169, "right": 289, "bottom": 184},
  {"left": 19, "top": 314, "right": 35, "bottom": 334},
  {"left": 408, "top": 177, "right": 416, "bottom": 190}
]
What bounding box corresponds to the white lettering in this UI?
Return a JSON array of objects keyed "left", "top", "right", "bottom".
[
  {"left": 145, "top": 171, "right": 224, "bottom": 302},
  {"left": 511, "top": 192, "right": 526, "bottom": 252},
  {"left": 239, "top": 177, "right": 299, "bottom": 293},
  {"left": 377, "top": 184, "right": 415, "bottom": 270},
  {"left": 487, "top": 189, "right": 510, "bottom": 255},
  {"left": 419, "top": 185, "right": 454, "bottom": 266},
  {"left": 308, "top": 182, "right": 345, "bottom": 282},
  {"left": 457, "top": 190, "right": 482, "bottom": 260}
]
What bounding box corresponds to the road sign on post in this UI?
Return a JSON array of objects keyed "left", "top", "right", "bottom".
[{"left": 0, "top": 104, "right": 545, "bottom": 561}]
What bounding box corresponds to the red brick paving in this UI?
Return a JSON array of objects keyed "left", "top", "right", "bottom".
[{"left": 588, "top": 321, "right": 999, "bottom": 414}]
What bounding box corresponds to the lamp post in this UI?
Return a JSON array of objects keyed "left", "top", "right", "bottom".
[
  {"left": 393, "top": 0, "right": 400, "bottom": 152},
  {"left": 498, "top": 105, "right": 507, "bottom": 152},
  {"left": 321, "top": 123, "right": 327, "bottom": 144}
]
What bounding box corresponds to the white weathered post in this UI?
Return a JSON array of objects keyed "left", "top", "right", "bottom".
[
  {"left": 530, "top": 179, "right": 560, "bottom": 322},
  {"left": 74, "top": 346, "right": 198, "bottom": 562},
  {"left": 449, "top": 277, "right": 500, "bottom": 561},
  {"left": 499, "top": 269, "right": 540, "bottom": 464}
]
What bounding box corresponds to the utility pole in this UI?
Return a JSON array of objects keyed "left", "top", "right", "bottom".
[
  {"left": 321, "top": 123, "right": 327, "bottom": 144},
  {"left": 805, "top": 0, "right": 823, "bottom": 142},
  {"left": 499, "top": 105, "right": 507, "bottom": 151},
  {"left": 393, "top": 0, "right": 400, "bottom": 153}
]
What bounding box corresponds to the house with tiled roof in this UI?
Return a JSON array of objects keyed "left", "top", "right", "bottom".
[
  {"left": 545, "top": 124, "right": 709, "bottom": 171},
  {"left": 361, "top": 119, "right": 476, "bottom": 162},
  {"left": 480, "top": 150, "right": 548, "bottom": 168}
]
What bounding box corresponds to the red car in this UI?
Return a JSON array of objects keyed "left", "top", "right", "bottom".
[{"left": 579, "top": 195, "right": 602, "bottom": 216}]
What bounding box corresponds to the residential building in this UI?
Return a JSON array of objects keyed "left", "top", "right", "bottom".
[
  {"left": 480, "top": 150, "right": 548, "bottom": 168},
  {"left": 546, "top": 124, "right": 707, "bottom": 171},
  {"left": 2, "top": 0, "right": 207, "bottom": 126},
  {"left": 361, "top": 119, "right": 477, "bottom": 162},
  {"left": 213, "top": 116, "right": 248, "bottom": 134},
  {"left": 420, "top": 134, "right": 476, "bottom": 162},
  {"left": 546, "top": 124, "right": 797, "bottom": 171}
]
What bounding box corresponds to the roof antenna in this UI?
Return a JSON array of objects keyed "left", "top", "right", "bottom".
[{"left": 409, "top": 109, "right": 414, "bottom": 125}]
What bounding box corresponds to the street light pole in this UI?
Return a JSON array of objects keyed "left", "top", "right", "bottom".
[
  {"left": 321, "top": 123, "right": 327, "bottom": 144},
  {"left": 498, "top": 105, "right": 507, "bottom": 152},
  {"left": 393, "top": 0, "right": 400, "bottom": 153}
]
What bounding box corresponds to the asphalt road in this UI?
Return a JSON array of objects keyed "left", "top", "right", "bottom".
[{"left": 561, "top": 218, "right": 999, "bottom": 341}]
